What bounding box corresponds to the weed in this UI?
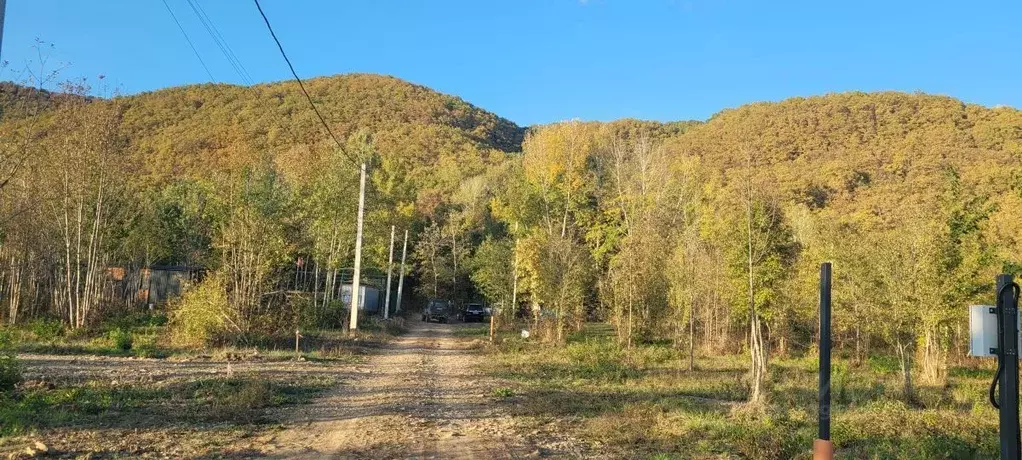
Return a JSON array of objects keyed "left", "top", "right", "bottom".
[{"left": 491, "top": 387, "right": 515, "bottom": 398}]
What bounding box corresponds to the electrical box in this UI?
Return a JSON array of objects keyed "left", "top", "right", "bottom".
[
  {"left": 971, "top": 305, "right": 998, "bottom": 357},
  {"left": 970, "top": 305, "right": 1022, "bottom": 358}
]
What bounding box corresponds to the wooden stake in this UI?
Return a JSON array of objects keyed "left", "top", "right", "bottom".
[{"left": 489, "top": 311, "right": 495, "bottom": 342}]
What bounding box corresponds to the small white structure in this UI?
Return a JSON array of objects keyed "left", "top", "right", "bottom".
[
  {"left": 970, "top": 305, "right": 998, "bottom": 357},
  {"left": 970, "top": 304, "right": 1022, "bottom": 358}
]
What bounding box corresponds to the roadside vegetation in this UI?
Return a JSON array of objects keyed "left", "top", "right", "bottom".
[
  {"left": 481, "top": 325, "right": 999, "bottom": 458},
  {"left": 4, "top": 313, "right": 402, "bottom": 362}
]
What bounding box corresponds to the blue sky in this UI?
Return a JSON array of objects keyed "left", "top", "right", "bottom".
[{"left": 1, "top": 1, "right": 1019, "bottom": 126}]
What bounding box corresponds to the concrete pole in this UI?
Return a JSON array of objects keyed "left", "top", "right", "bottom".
[
  {"left": 349, "top": 162, "right": 367, "bottom": 331},
  {"left": 395, "top": 229, "right": 408, "bottom": 312},
  {"left": 383, "top": 225, "right": 395, "bottom": 320},
  {"left": 511, "top": 222, "right": 519, "bottom": 314}
]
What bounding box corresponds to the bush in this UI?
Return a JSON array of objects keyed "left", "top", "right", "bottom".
[
  {"left": 105, "top": 312, "right": 168, "bottom": 330},
  {"left": 293, "top": 298, "right": 345, "bottom": 330},
  {"left": 170, "top": 275, "right": 233, "bottom": 347},
  {"left": 0, "top": 331, "right": 22, "bottom": 392},
  {"left": 29, "top": 318, "right": 64, "bottom": 341},
  {"left": 108, "top": 328, "right": 133, "bottom": 351},
  {"left": 132, "top": 332, "right": 160, "bottom": 358}
]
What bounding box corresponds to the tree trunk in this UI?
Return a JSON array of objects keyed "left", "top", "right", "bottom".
[
  {"left": 897, "top": 339, "right": 915, "bottom": 402},
  {"left": 688, "top": 300, "right": 695, "bottom": 371}
]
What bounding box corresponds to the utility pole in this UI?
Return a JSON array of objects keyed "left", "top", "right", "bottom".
[
  {"left": 349, "top": 162, "right": 367, "bottom": 331},
  {"left": 395, "top": 229, "right": 408, "bottom": 312},
  {"left": 383, "top": 225, "right": 395, "bottom": 320},
  {"left": 511, "top": 222, "right": 519, "bottom": 314},
  {"left": 0, "top": 0, "right": 7, "bottom": 64}
]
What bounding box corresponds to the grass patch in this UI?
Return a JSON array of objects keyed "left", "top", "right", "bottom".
[
  {"left": 483, "top": 323, "right": 1000, "bottom": 459},
  {"left": 0, "top": 374, "right": 334, "bottom": 437},
  {"left": 4, "top": 313, "right": 407, "bottom": 362}
]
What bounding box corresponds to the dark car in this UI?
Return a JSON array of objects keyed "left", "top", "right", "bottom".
[
  {"left": 422, "top": 299, "right": 451, "bottom": 323},
  {"left": 463, "top": 303, "right": 486, "bottom": 322}
]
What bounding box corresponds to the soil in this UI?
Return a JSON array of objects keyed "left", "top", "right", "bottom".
[
  {"left": 8, "top": 319, "right": 593, "bottom": 459},
  {"left": 265, "top": 319, "right": 588, "bottom": 459}
]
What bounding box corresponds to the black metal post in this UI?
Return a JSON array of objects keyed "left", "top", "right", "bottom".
[
  {"left": 997, "top": 274, "right": 1021, "bottom": 459},
  {"left": 818, "top": 262, "right": 832, "bottom": 442}
]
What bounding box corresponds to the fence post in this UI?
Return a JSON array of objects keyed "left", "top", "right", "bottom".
[
  {"left": 814, "top": 262, "right": 834, "bottom": 460},
  {"left": 996, "top": 274, "right": 1020, "bottom": 459}
]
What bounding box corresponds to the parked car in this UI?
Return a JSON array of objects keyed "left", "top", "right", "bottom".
[
  {"left": 463, "top": 303, "right": 486, "bottom": 322},
  {"left": 422, "top": 299, "right": 451, "bottom": 323}
]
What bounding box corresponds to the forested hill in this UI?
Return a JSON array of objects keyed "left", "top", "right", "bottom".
[
  {"left": 0, "top": 82, "right": 58, "bottom": 120},
  {"left": 670, "top": 92, "right": 1022, "bottom": 228},
  {"left": 0, "top": 73, "right": 523, "bottom": 188},
  {"left": 119, "top": 74, "right": 524, "bottom": 181},
  {"left": 2, "top": 72, "right": 1022, "bottom": 373}
]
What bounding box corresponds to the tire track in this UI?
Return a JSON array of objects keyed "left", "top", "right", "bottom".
[{"left": 269, "top": 319, "right": 536, "bottom": 459}]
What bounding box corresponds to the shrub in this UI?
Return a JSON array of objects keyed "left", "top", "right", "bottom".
[
  {"left": 29, "top": 318, "right": 64, "bottom": 341},
  {"left": 108, "top": 328, "right": 133, "bottom": 351},
  {"left": 293, "top": 298, "right": 345, "bottom": 330},
  {"left": 132, "top": 332, "right": 160, "bottom": 358},
  {"left": 0, "top": 331, "right": 22, "bottom": 392},
  {"left": 170, "top": 275, "right": 233, "bottom": 348}
]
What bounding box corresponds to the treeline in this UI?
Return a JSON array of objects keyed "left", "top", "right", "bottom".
[
  {"left": 0, "top": 74, "right": 520, "bottom": 344},
  {"left": 3, "top": 73, "right": 1022, "bottom": 402},
  {"left": 470, "top": 93, "right": 1022, "bottom": 402}
]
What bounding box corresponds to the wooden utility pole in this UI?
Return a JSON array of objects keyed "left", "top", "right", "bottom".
[
  {"left": 383, "top": 225, "right": 395, "bottom": 320},
  {"left": 395, "top": 229, "right": 408, "bottom": 312},
  {"left": 0, "top": 0, "right": 7, "bottom": 63},
  {"left": 349, "top": 162, "right": 367, "bottom": 331}
]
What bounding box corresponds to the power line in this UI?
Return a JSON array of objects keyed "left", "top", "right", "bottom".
[
  {"left": 251, "top": 0, "right": 359, "bottom": 168},
  {"left": 185, "top": 0, "right": 254, "bottom": 85},
  {"left": 160, "top": 0, "right": 219, "bottom": 86}
]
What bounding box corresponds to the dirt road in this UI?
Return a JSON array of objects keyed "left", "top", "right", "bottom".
[
  {"left": 11, "top": 320, "right": 591, "bottom": 458},
  {"left": 267, "top": 319, "right": 554, "bottom": 459}
]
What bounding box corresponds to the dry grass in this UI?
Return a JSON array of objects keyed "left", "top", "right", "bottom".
[{"left": 482, "top": 325, "right": 1000, "bottom": 459}]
